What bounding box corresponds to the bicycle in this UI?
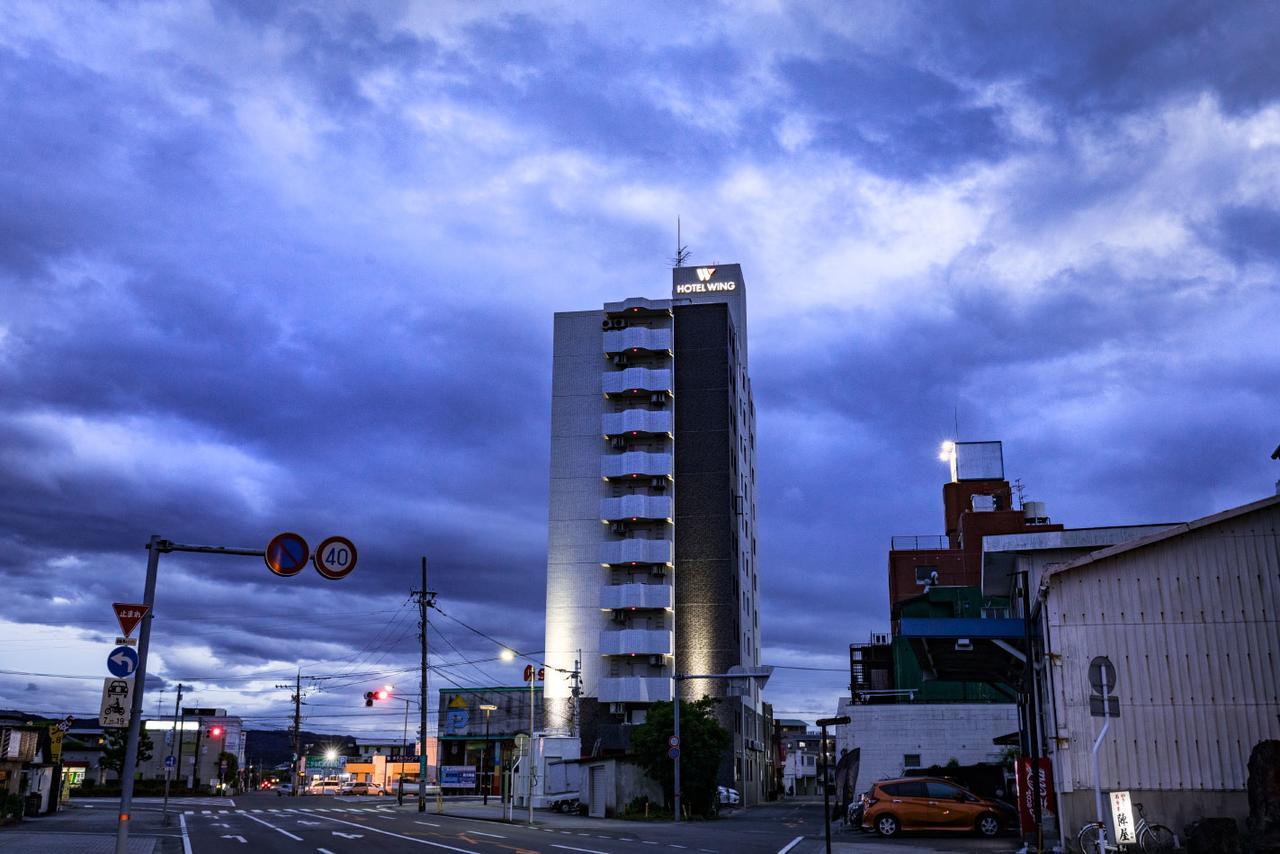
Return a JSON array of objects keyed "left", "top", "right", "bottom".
[{"left": 1076, "top": 802, "right": 1177, "bottom": 853}]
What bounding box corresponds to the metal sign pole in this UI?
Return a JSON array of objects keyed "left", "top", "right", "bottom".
[
  {"left": 115, "top": 535, "right": 161, "bottom": 854},
  {"left": 673, "top": 681, "right": 682, "bottom": 822},
  {"left": 1090, "top": 673, "right": 1111, "bottom": 852}
]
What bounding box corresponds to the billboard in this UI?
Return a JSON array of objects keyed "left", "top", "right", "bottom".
[{"left": 440, "top": 765, "right": 477, "bottom": 788}]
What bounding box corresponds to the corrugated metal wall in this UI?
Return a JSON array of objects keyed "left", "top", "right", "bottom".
[{"left": 1045, "top": 502, "right": 1280, "bottom": 795}]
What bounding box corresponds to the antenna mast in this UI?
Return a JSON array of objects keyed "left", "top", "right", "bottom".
[{"left": 672, "top": 217, "right": 691, "bottom": 267}]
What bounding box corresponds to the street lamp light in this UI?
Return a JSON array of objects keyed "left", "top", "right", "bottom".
[{"left": 479, "top": 704, "right": 497, "bottom": 805}]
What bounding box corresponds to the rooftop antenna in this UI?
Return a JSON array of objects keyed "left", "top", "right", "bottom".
[
  {"left": 953, "top": 406, "right": 960, "bottom": 442},
  {"left": 672, "top": 216, "right": 691, "bottom": 267},
  {"left": 1013, "top": 478, "right": 1026, "bottom": 509}
]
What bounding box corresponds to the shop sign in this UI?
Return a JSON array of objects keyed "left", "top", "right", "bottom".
[{"left": 1015, "top": 756, "right": 1056, "bottom": 833}]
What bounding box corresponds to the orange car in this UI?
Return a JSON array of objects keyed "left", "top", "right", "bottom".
[{"left": 861, "top": 776, "right": 1015, "bottom": 838}]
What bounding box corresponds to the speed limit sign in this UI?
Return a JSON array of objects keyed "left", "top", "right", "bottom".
[{"left": 313, "top": 536, "right": 358, "bottom": 580}]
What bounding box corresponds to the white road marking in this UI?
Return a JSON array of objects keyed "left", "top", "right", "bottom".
[
  {"left": 221, "top": 835, "right": 247, "bottom": 844},
  {"left": 463, "top": 830, "right": 506, "bottom": 838},
  {"left": 179, "top": 813, "right": 193, "bottom": 854},
  {"left": 242, "top": 811, "right": 304, "bottom": 841},
  {"left": 776, "top": 837, "right": 805, "bottom": 854},
  {"left": 318, "top": 850, "right": 337, "bottom": 854},
  {"left": 552, "top": 845, "right": 610, "bottom": 854},
  {"left": 316, "top": 814, "right": 481, "bottom": 852}
]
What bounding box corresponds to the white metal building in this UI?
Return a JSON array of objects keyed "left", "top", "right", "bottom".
[{"left": 1034, "top": 494, "right": 1280, "bottom": 840}]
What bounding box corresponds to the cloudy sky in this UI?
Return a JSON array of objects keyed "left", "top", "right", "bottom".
[{"left": 2, "top": 1, "right": 1277, "bottom": 738}]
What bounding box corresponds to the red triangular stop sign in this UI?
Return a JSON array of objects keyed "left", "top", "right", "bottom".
[{"left": 113, "top": 602, "right": 150, "bottom": 637}]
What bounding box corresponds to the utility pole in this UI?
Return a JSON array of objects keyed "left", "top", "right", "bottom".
[
  {"left": 276, "top": 673, "right": 304, "bottom": 796},
  {"left": 413, "top": 557, "right": 435, "bottom": 813},
  {"left": 161, "top": 682, "right": 183, "bottom": 826},
  {"left": 174, "top": 705, "right": 186, "bottom": 791},
  {"left": 570, "top": 651, "right": 581, "bottom": 738},
  {"left": 292, "top": 672, "right": 302, "bottom": 796}
]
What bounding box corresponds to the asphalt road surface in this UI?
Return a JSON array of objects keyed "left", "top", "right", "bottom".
[{"left": 36, "top": 793, "right": 824, "bottom": 854}]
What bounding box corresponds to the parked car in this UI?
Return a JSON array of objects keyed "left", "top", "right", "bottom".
[
  {"left": 306, "top": 779, "right": 342, "bottom": 796},
  {"left": 275, "top": 782, "right": 294, "bottom": 797},
  {"left": 861, "top": 777, "right": 1015, "bottom": 838},
  {"left": 339, "top": 781, "right": 386, "bottom": 796},
  {"left": 717, "top": 786, "right": 741, "bottom": 807}
]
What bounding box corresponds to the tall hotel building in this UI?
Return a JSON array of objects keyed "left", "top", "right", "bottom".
[{"left": 543, "top": 263, "right": 764, "bottom": 799}]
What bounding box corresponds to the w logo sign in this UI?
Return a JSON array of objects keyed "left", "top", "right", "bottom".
[{"left": 695, "top": 267, "right": 716, "bottom": 282}]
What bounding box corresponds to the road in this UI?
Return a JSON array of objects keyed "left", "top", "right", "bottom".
[{"left": 16, "top": 793, "right": 823, "bottom": 854}]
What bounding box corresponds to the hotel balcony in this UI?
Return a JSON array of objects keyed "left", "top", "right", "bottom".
[
  {"left": 600, "top": 582, "right": 673, "bottom": 610},
  {"left": 600, "top": 539, "right": 673, "bottom": 566},
  {"left": 603, "top": 326, "right": 673, "bottom": 356},
  {"left": 598, "top": 629, "right": 673, "bottom": 656},
  {"left": 598, "top": 677, "right": 674, "bottom": 704},
  {"left": 602, "top": 367, "right": 672, "bottom": 397},
  {"left": 601, "top": 451, "right": 672, "bottom": 481},
  {"left": 602, "top": 409, "right": 672, "bottom": 438},
  {"left": 600, "top": 495, "right": 672, "bottom": 523}
]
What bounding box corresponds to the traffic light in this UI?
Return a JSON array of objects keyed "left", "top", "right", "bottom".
[
  {"left": 364, "top": 691, "right": 374, "bottom": 707},
  {"left": 364, "top": 686, "right": 392, "bottom": 706},
  {"left": 375, "top": 688, "right": 390, "bottom": 701},
  {"left": 209, "top": 725, "right": 223, "bottom": 738}
]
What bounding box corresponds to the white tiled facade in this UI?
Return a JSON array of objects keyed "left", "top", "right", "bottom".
[{"left": 543, "top": 265, "right": 763, "bottom": 799}]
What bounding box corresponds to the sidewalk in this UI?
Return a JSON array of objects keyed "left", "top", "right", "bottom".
[{"left": 0, "top": 831, "right": 158, "bottom": 853}]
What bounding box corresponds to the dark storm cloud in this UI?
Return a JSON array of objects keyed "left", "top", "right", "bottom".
[{"left": 1, "top": 1, "right": 1277, "bottom": 726}]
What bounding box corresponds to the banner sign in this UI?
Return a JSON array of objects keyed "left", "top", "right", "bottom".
[
  {"left": 440, "top": 765, "right": 477, "bottom": 787},
  {"left": 1015, "top": 756, "right": 1057, "bottom": 834}
]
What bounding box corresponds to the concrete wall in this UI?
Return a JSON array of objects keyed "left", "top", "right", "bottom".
[
  {"left": 578, "top": 757, "right": 664, "bottom": 818},
  {"left": 835, "top": 701, "right": 1019, "bottom": 793}
]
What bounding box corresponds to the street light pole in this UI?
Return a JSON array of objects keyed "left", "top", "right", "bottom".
[
  {"left": 479, "top": 704, "right": 497, "bottom": 805},
  {"left": 816, "top": 716, "right": 850, "bottom": 854}
]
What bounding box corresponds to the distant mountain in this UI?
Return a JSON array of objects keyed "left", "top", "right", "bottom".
[{"left": 244, "top": 730, "right": 360, "bottom": 768}]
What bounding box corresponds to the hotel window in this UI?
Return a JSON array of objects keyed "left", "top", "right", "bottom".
[{"left": 903, "top": 754, "right": 921, "bottom": 768}]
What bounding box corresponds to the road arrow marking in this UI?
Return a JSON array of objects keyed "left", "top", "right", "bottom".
[
  {"left": 221, "top": 835, "right": 247, "bottom": 843},
  {"left": 242, "top": 811, "right": 304, "bottom": 841},
  {"left": 210, "top": 822, "right": 230, "bottom": 828},
  {"left": 299, "top": 820, "right": 322, "bottom": 825},
  {"left": 332, "top": 831, "right": 364, "bottom": 839}
]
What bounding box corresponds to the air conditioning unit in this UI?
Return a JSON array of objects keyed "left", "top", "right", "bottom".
[
  {"left": 649, "top": 477, "right": 666, "bottom": 490},
  {"left": 601, "top": 319, "right": 612, "bottom": 330},
  {"left": 611, "top": 522, "right": 627, "bottom": 534},
  {"left": 609, "top": 703, "right": 625, "bottom": 715},
  {"left": 612, "top": 354, "right": 629, "bottom": 367},
  {"left": 649, "top": 393, "right": 665, "bottom": 405},
  {"left": 612, "top": 610, "right": 628, "bottom": 624},
  {"left": 649, "top": 565, "right": 666, "bottom": 577},
  {"left": 611, "top": 318, "right": 627, "bottom": 329},
  {"left": 648, "top": 655, "right": 662, "bottom": 666},
  {"left": 610, "top": 436, "right": 627, "bottom": 449}
]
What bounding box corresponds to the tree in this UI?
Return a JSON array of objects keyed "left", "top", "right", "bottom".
[
  {"left": 101, "top": 727, "right": 154, "bottom": 779},
  {"left": 631, "top": 698, "right": 731, "bottom": 817}
]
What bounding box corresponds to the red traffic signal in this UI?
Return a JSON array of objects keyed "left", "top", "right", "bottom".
[
  {"left": 209, "top": 725, "right": 223, "bottom": 738},
  {"left": 374, "top": 689, "right": 389, "bottom": 701}
]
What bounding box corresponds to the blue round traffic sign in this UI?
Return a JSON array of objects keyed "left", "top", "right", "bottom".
[
  {"left": 107, "top": 645, "right": 139, "bottom": 678},
  {"left": 164, "top": 754, "right": 176, "bottom": 769},
  {"left": 668, "top": 747, "right": 680, "bottom": 760},
  {"left": 265, "top": 532, "right": 309, "bottom": 577}
]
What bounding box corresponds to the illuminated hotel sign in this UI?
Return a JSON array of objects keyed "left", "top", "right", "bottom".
[{"left": 675, "top": 267, "right": 737, "bottom": 294}]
